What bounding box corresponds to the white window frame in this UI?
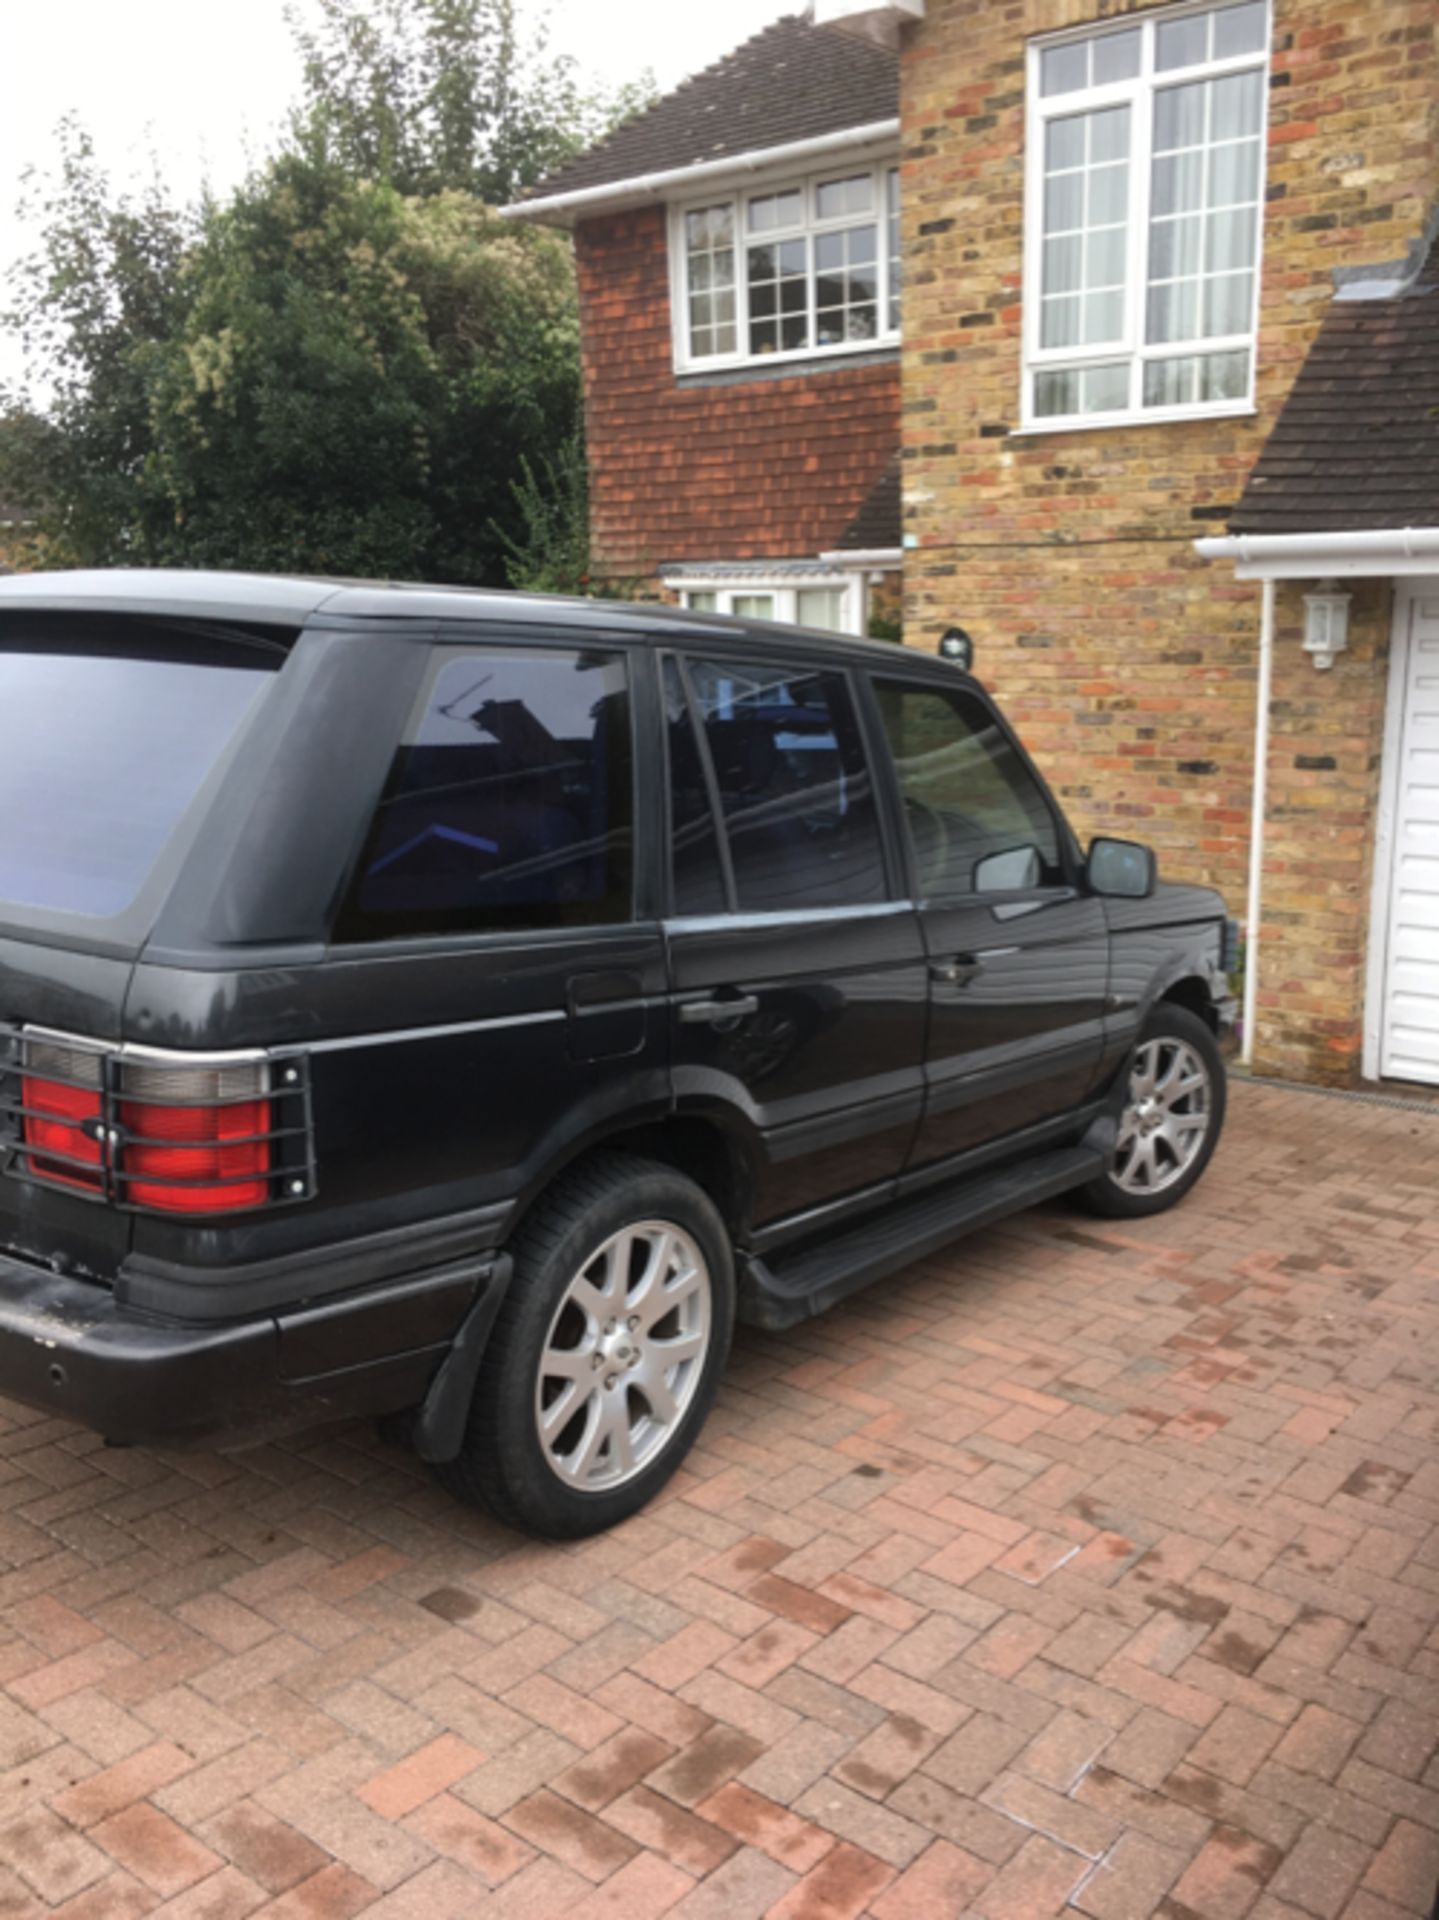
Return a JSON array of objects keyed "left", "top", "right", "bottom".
[
  {"left": 670, "top": 572, "right": 866, "bottom": 636},
  {"left": 1021, "top": 0, "right": 1270, "bottom": 434},
  {"left": 669, "top": 156, "right": 902, "bottom": 377}
]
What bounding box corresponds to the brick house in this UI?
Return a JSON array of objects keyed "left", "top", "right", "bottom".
[
  {"left": 515, "top": 0, "right": 1437, "bottom": 1091},
  {"left": 507, "top": 13, "right": 905, "bottom": 637}
]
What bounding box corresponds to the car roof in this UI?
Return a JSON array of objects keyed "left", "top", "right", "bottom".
[{"left": 0, "top": 568, "right": 939, "bottom": 670}]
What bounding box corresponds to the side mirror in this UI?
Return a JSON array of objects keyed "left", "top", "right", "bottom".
[
  {"left": 974, "top": 844, "right": 1043, "bottom": 893},
  {"left": 1087, "top": 837, "right": 1157, "bottom": 899}
]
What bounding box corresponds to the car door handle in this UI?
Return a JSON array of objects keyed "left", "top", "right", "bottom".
[
  {"left": 679, "top": 995, "right": 760, "bottom": 1026},
  {"left": 931, "top": 955, "right": 985, "bottom": 987}
]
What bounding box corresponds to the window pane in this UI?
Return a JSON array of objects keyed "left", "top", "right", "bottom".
[
  {"left": 1090, "top": 107, "right": 1130, "bottom": 164},
  {"left": 888, "top": 168, "right": 902, "bottom": 332},
  {"left": 686, "top": 205, "right": 737, "bottom": 359},
  {"left": 1200, "top": 346, "right": 1250, "bottom": 399},
  {"left": 1207, "top": 205, "right": 1258, "bottom": 272},
  {"left": 1144, "top": 347, "right": 1250, "bottom": 408},
  {"left": 340, "top": 650, "right": 634, "bottom": 939},
  {"left": 815, "top": 224, "right": 881, "bottom": 345},
  {"left": 816, "top": 174, "right": 874, "bottom": 220},
  {"left": 873, "top": 682, "right": 1061, "bottom": 899},
  {"left": 1045, "top": 171, "right": 1085, "bottom": 233},
  {"left": 687, "top": 660, "right": 888, "bottom": 912},
  {"left": 1156, "top": 10, "right": 1212, "bottom": 71},
  {"left": 797, "top": 587, "right": 849, "bottom": 633},
  {"left": 1209, "top": 139, "right": 1262, "bottom": 208},
  {"left": 731, "top": 594, "right": 776, "bottom": 622},
  {"left": 1087, "top": 162, "right": 1129, "bottom": 225},
  {"left": 1083, "top": 288, "right": 1125, "bottom": 343},
  {"left": 0, "top": 645, "right": 274, "bottom": 921},
  {"left": 1046, "top": 116, "right": 1086, "bottom": 173},
  {"left": 1203, "top": 268, "right": 1253, "bottom": 335},
  {"left": 1087, "top": 225, "right": 1127, "bottom": 286},
  {"left": 1155, "top": 81, "right": 1207, "bottom": 154},
  {"left": 1035, "top": 369, "right": 1081, "bottom": 417},
  {"left": 1041, "top": 295, "right": 1082, "bottom": 349},
  {"left": 1150, "top": 213, "right": 1204, "bottom": 278},
  {"left": 1147, "top": 277, "right": 1201, "bottom": 343},
  {"left": 1152, "top": 149, "right": 1206, "bottom": 216},
  {"left": 1083, "top": 362, "right": 1130, "bottom": 412},
  {"left": 1092, "top": 26, "right": 1141, "bottom": 83},
  {"left": 1044, "top": 233, "right": 1084, "bottom": 296},
  {"left": 665, "top": 660, "right": 727, "bottom": 917},
  {"left": 1212, "top": 70, "right": 1265, "bottom": 140},
  {"left": 1144, "top": 356, "right": 1195, "bottom": 408},
  {"left": 748, "top": 236, "right": 808, "bottom": 355},
  {"left": 684, "top": 592, "right": 719, "bottom": 612},
  {"left": 1214, "top": 1, "right": 1268, "bottom": 59},
  {"left": 1040, "top": 38, "right": 1089, "bottom": 97},
  {"left": 749, "top": 188, "right": 803, "bottom": 233}
]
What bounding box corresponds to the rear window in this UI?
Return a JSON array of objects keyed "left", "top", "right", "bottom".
[
  {"left": 0, "top": 645, "right": 276, "bottom": 920},
  {"left": 336, "top": 647, "right": 634, "bottom": 941}
]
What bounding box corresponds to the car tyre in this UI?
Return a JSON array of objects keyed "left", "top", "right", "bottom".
[
  {"left": 434, "top": 1152, "right": 734, "bottom": 1539},
  {"left": 1079, "top": 1003, "right": 1226, "bottom": 1219}
]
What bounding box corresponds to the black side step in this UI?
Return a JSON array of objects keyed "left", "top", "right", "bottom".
[{"left": 738, "top": 1145, "right": 1105, "bottom": 1332}]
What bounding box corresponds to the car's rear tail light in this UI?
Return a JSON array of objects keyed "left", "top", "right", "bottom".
[
  {"left": 1, "top": 1026, "right": 314, "bottom": 1216},
  {"left": 20, "top": 1039, "right": 105, "bottom": 1193},
  {"left": 118, "top": 1060, "right": 271, "bottom": 1215}
]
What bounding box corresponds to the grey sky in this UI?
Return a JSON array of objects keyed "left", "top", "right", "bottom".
[{"left": 1, "top": 0, "right": 793, "bottom": 391}]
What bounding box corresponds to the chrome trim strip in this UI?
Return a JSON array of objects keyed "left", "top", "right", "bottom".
[
  {"left": 665, "top": 903, "right": 916, "bottom": 935},
  {"left": 303, "top": 1010, "right": 568, "bottom": 1054},
  {"left": 22, "top": 1026, "right": 269, "bottom": 1069}
]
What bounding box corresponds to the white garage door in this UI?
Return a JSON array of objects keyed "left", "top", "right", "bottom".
[{"left": 1380, "top": 587, "right": 1439, "bottom": 1084}]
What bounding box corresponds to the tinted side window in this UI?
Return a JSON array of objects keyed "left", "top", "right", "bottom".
[
  {"left": 337, "top": 648, "right": 633, "bottom": 940},
  {"left": 681, "top": 658, "right": 887, "bottom": 913},
  {"left": 0, "top": 643, "right": 274, "bottom": 921},
  {"left": 664, "top": 659, "right": 728, "bottom": 917},
  {"left": 873, "top": 680, "right": 1063, "bottom": 898}
]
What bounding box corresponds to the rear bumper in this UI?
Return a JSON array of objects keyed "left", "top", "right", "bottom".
[{"left": 0, "top": 1250, "right": 496, "bottom": 1449}]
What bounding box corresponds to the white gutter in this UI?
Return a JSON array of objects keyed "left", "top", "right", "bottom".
[
  {"left": 1242, "top": 578, "right": 1276, "bottom": 1068},
  {"left": 1196, "top": 527, "right": 1439, "bottom": 581},
  {"left": 818, "top": 548, "right": 903, "bottom": 568},
  {"left": 500, "top": 120, "right": 902, "bottom": 225}
]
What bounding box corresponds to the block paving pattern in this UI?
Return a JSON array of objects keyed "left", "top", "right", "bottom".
[{"left": 0, "top": 1077, "right": 1436, "bottom": 1917}]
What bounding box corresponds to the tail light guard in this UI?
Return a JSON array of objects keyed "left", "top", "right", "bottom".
[{"left": 0, "top": 1025, "right": 316, "bottom": 1217}]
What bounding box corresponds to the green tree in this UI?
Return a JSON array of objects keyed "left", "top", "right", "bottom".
[
  {"left": 146, "top": 156, "right": 579, "bottom": 581},
  {"left": 2, "top": 0, "right": 650, "bottom": 580},
  {"left": 287, "top": 0, "right": 653, "bottom": 205},
  {"left": 2, "top": 120, "right": 195, "bottom": 564}
]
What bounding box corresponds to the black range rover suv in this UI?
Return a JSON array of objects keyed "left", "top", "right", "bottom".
[{"left": 0, "top": 572, "right": 1234, "bottom": 1537}]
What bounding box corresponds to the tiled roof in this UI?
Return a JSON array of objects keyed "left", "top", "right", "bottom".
[
  {"left": 836, "top": 452, "right": 901, "bottom": 550},
  {"left": 1231, "top": 237, "right": 1439, "bottom": 535},
  {"left": 522, "top": 14, "right": 898, "bottom": 204}
]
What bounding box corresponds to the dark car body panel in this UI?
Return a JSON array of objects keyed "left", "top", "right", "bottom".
[{"left": 0, "top": 571, "right": 1234, "bottom": 1450}]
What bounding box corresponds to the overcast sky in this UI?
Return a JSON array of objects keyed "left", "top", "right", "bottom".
[{"left": 0, "top": 0, "right": 793, "bottom": 391}]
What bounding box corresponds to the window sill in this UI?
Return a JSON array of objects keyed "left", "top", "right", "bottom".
[
  {"left": 675, "top": 343, "right": 900, "bottom": 387},
  {"left": 1008, "top": 403, "right": 1259, "bottom": 439}
]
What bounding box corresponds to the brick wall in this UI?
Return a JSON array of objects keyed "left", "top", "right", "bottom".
[
  {"left": 575, "top": 207, "right": 901, "bottom": 578},
  {"left": 901, "top": 0, "right": 1437, "bottom": 1083}
]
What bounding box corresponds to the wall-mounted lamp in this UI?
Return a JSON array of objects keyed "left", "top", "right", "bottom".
[
  {"left": 1303, "top": 581, "right": 1351, "bottom": 671},
  {"left": 939, "top": 626, "right": 974, "bottom": 670}
]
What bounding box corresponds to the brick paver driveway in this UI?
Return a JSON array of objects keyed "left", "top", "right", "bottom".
[{"left": 0, "top": 1077, "right": 1436, "bottom": 1919}]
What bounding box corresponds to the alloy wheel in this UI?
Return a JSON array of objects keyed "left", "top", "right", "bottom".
[
  {"left": 534, "top": 1221, "right": 712, "bottom": 1493},
  {"left": 1113, "top": 1036, "right": 1212, "bottom": 1196}
]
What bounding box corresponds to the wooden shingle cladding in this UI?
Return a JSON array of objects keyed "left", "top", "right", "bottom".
[{"left": 574, "top": 206, "right": 900, "bottom": 576}]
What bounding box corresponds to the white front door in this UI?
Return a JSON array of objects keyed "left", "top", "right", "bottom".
[{"left": 1378, "top": 584, "right": 1439, "bottom": 1085}]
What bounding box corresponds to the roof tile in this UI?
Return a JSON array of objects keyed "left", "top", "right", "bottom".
[{"left": 524, "top": 14, "right": 898, "bottom": 204}]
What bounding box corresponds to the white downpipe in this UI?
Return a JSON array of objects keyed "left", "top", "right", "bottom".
[{"left": 1242, "top": 577, "right": 1276, "bottom": 1067}]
